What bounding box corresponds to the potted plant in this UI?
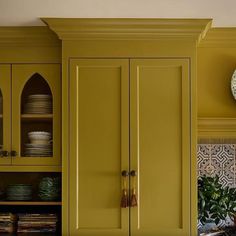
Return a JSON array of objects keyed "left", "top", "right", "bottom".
[{"left": 198, "top": 175, "right": 236, "bottom": 230}]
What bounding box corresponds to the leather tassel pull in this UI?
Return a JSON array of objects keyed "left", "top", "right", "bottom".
[
  {"left": 121, "top": 170, "right": 129, "bottom": 208},
  {"left": 130, "top": 170, "right": 138, "bottom": 207}
]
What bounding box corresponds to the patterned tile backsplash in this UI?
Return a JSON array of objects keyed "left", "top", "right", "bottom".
[
  {"left": 197, "top": 143, "right": 236, "bottom": 227},
  {"left": 197, "top": 144, "right": 236, "bottom": 188}
]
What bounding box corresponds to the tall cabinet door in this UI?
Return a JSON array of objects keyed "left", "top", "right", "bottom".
[
  {"left": 11, "top": 64, "right": 61, "bottom": 166},
  {"left": 130, "top": 59, "right": 191, "bottom": 236},
  {"left": 69, "top": 59, "right": 129, "bottom": 236},
  {"left": 0, "top": 65, "right": 11, "bottom": 165}
]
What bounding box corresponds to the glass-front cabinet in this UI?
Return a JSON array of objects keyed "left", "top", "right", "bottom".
[
  {"left": 0, "top": 65, "right": 11, "bottom": 165},
  {"left": 0, "top": 64, "right": 61, "bottom": 168}
]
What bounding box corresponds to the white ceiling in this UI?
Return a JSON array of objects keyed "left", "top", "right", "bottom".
[{"left": 0, "top": 0, "right": 235, "bottom": 27}]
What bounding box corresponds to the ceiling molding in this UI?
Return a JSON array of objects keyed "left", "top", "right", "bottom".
[
  {"left": 199, "top": 28, "right": 236, "bottom": 48},
  {"left": 198, "top": 117, "right": 236, "bottom": 138},
  {"left": 42, "top": 18, "right": 212, "bottom": 43},
  {"left": 0, "top": 27, "right": 61, "bottom": 47}
]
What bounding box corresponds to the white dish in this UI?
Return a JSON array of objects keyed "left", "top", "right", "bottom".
[
  {"left": 231, "top": 69, "right": 236, "bottom": 99},
  {"left": 28, "top": 131, "right": 51, "bottom": 137}
]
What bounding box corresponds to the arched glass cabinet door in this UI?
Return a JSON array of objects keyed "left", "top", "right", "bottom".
[
  {"left": 0, "top": 65, "right": 11, "bottom": 165},
  {"left": 11, "top": 64, "right": 61, "bottom": 167}
]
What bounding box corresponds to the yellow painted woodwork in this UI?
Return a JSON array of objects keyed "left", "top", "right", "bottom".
[
  {"left": 42, "top": 18, "right": 211, "bottom": 43},
  {"left": 0, "top": 165, "right": 61, "bottom": 172},
  {"left": 0, "top": 201, "right": 62, "bottom": 206},
  {"left": 21, "top": 114, "right": 53, "bottom": 121},
  {"left": 0, "top": 27, "right": 62, "bottom": 172},
  {"left": 62, "top": 55, "right": 69, "bottom": 235},
  {"left": 69, "top": 59, "right": 129, "bottom": 236},
  {"left": 198, "top": 117, "right": 236, "bottom": 138},
  {"left": 0, "top": 65, "right": 11, "bottom": 165},
  {"left": 130, "top": 59, "right": 190, "bottom": 236},
  {"left": 11, "top": 64, "right": 61, "bottom": 166},
  {"left": 43, "top": 18, "right": 211, "bottom": 236},
  {"left": 198, "top": 29, "right": 236, "bottom": 118},
  {"left": 0, "top": 27, "right": 61, "bottom": 64},
  {"left": 0, "top": 27, "right": 62, "bottom": 235}
]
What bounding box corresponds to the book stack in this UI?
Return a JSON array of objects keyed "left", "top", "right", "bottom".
[
  {"left": 17, "top": 213, "right": 58, "bottom": 233},
  {"left": 0, "top": 213, "right": 17, "bottom": 233}
]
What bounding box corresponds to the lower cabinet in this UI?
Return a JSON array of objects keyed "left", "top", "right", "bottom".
[{"left": 69, "top": 58, "right": 191, "bottom": 236}]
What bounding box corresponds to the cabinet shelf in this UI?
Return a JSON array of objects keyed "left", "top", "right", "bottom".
[
  {"left": 0, "top": 201, "right": 62, "bottom": 206},
  {"left": 0, "top": 234, "right": 57, "bottom": 236},
  {"left": 21, "top": 114, "right": 53, "bottom": 121}
]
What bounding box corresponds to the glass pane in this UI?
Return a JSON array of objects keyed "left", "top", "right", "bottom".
[
  {"left": 21, "top": 73, "right": 53, "bottom": 157},
  {"left": 0, "top": 89, "right": 3, "bottom": 150}
]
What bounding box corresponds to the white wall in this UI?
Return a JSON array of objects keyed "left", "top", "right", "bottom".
[{"left": 0, "top": 0, "right": 235, "bottom": 27}]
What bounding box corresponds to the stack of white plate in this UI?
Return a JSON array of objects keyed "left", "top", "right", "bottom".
[
  {"left": 24, "top": 143, "right": 52, "bottom": 157},
  {"left": 23, "top": 94, "right": 52, "bottom": 114},
  {"left": 24, "top": 131, "right": 53, "bottom": 157}
]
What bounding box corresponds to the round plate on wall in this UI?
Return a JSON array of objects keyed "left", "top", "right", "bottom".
[{"left": 231, "top": 70, "right": 236, "bottom": 99}]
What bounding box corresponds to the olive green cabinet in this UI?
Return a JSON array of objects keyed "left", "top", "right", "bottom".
[
  {"left": 130, "top": 59, "right": 191, "bottom": 236},
  {"left": 69, "top": 58, "right": 191, "bottom": 236},
  {"left": 69, "top": 59, "right": 129, "bottom": 236},
  {"left": 0, "top": 65, "right": 11, "bottom": 165},
  {"left": 0, "top": 64, "right": 61, "bottom": 170}
]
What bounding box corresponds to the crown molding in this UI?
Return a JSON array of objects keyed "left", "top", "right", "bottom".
[
  {"left": 0, "top": 26, "right": 61, "bottom": 47},
  {"left": 199, "top": 28, "right": 236, "bottom": 48},
  {"left": 198, "top": 117, "right": 236, "bottom": 138},
  {"left": 42, "top": 18, "right": 212, "bottom": 43}
]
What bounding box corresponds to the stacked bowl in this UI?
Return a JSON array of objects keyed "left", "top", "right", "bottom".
[
  {"left": 24, "top": 131, "right": 52, "bottom": 157},
  {"left": 38, "top": 177, "right": 61, "bottom": 201}
]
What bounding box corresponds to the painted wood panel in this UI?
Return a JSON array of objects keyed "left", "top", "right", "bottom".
[
  {"left": 130, "top": 59, "right": 191, "bottom": 236},
  {"left": 0, "top": 65, "right": 11, "bottom": 165},
  {"left": 69, "top": 59, "right": 129, "bottom": 236}
]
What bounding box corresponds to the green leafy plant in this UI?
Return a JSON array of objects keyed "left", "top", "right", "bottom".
[{"left": 198, "top": 175, "right": 236, "bottom": 225}]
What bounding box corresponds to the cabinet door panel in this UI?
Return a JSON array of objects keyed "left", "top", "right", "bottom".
[
  {"left": 11, "top": 64, "right": 61, "bottom": 166},
  {"left": 69, "top": 59, "right": 129, "bottom": 236},
  {"left": 0, "top": 65, "right": 11, "bottom": 165},
  {"left": 130, "top": 59, "right": 191, "bottom": 236}
]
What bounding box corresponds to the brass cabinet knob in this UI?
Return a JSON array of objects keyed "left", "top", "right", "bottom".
[
  {"left": 121, "top": 170, "right": 129, "bottom": 177},
  {"left": 0, "top": 150, "right": 9, "bottom": 157},
  {"left": 130, "top": 170, "right": 137, "bottom": 177},
  {"left": 10, "top": 151, "right": 17, "bottom": 157}
]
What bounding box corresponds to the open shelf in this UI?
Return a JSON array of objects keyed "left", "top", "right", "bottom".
[
  {"left": 0, "top": 234, "right": 57, "bottom": 236},
  {"left": 21, "top": 114, "right": 53, "bottom": 121},
  {"left": 0, "top": 201, "right": 61, "bottom": 206}
]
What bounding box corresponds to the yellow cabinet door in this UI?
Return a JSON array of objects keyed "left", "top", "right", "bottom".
[
  {"left": 11, "top": 64, "right": 61, "bottom": 166},
  {"left": 69, "top": 59, "right": 129, "bottom": 236},
  {"left": 0, "top": 65, "right": 11, "bottom": 165},
  {"left": 130, "top": 59, "right": 191, "bottom": 236}
]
